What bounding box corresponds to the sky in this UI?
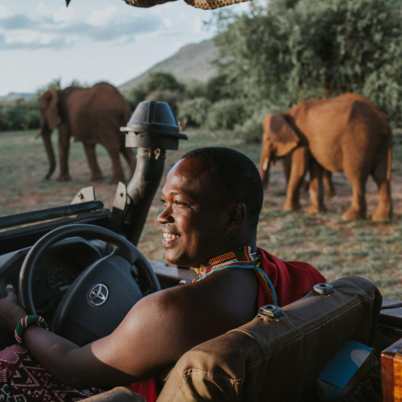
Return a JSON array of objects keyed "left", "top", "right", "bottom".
[{"left": 0, "top": 0, "right": 249, "bottom": 96}]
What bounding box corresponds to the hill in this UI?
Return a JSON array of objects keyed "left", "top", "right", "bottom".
[{"left": 119, "top": 38, "right": 218, "bottom": 93}]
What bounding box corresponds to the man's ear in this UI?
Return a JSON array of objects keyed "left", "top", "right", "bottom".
[{"left": 227, "top": 202, "right": 247, "bottom": 229}]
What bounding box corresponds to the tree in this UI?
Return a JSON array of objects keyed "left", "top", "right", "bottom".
[
  {"left": 145, "top": 72, "right": 185, "bottom": 94},
  {"left": 127, "top": 72, "right": 185, "bottom": 110},
  {"left": 214, "top": 0, "right": 402, "bottom": 124}
]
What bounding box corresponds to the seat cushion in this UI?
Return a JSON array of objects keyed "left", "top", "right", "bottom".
[{"left": 157, "top": 276, "right": 382, "bottom": 402}]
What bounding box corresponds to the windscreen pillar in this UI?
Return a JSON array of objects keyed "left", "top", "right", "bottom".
[{"left": 112, "top": 101, "right": 187, "bottom": 245}]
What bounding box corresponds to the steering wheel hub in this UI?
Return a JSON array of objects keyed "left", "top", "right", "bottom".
[{"left": 19, "top": 224, "right": 160, "bottom": 345}]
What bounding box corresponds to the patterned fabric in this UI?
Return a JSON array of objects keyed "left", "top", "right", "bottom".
[
  {"left": 183, "top": 0, "right": 248, "bottom": 10},
  {"left": 123, "top": 0, "right": 248, "bottom": 10},
  {"left": 0, "top": 345, "right": 102, "bottom": 402}
]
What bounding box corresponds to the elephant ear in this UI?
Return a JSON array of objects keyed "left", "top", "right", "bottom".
[
  {"left": 42, "top": 89, "right": 60, "bottom": 130},
  {"left": 269, "top": 114, "right": 300, "bottom": 157}
]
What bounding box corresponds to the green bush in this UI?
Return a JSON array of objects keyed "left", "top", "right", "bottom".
[
  {"left": 234, "top": 111, "right": 265, "bottom": 144},
  {"left": 184, "top": 80, "right": 207, "bottom": 99},
  {"left": 205, "top": 99, "right": 246, "bottom": 130},
  {"left": 127, "top": 72, "right": 185, "bottom": 112},
  {"left": 146, "top": 72, "right": 185, "bottom": 94},
  {"left": 214, "top": 0, "right": 402, "bottom": 125},
  {"left": 178, "top": 97, "right": 211, "bottom": 127},
  {"left": 0, "top": 101, "right": 40, "bottom": 132},
  {"left": 205, "top": 74, "right": 233, "bottom": 103},
  {"left": 127, "top": 86, "right": 147, "bottom": 110}
]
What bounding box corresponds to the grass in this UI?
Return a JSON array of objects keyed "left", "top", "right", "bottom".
[{"left": 0, "top": 128, "right": 401, "bottom": 299}]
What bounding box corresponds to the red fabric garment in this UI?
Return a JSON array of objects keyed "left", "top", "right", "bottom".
[
  {"left": 131, "top": 248, "right": 325, "bottom": 402},
  {"left": 128, "top": 379, "right": 158, "bottom": 402},
  {"left": 257, "top": 248, "right": 326, "bottom": 307}
]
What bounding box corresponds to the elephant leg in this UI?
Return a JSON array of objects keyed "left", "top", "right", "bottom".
[
  {"left": 342, "top": 173, "right": 367, "bottom": 221},
  {"left": 283, "top": 147, "right": 307, "bottom": 211},
  {"left": 281, "top": 156, "right": 291, "bottom": 185},
  {"left": 323, "top": 170, "right": 336, "bottom": 198},
  {"left": 83, "top": 143, "right": 103, "bottom": 181},
  {"left": 121, "top": 147, "right": 137, "bottom": 177},
  {"left": 107, "top": 148, "right": 125, "bottom": 184},
  {"left": 57, "top": 128, "right": 71, "bottom": 181},
  {"left": 371, "top": 146, "right": 392, "bottom": 222},
  {"left": 307, "top": 159, "right": 326, "bottom": 215}
]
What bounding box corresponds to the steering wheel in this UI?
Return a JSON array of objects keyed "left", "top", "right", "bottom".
[
  {"left": 19, "top": 224, "right": 161, "bottom": 346},
  {"left": 0, "top": 279, "right": 7, "bottom": 298}
]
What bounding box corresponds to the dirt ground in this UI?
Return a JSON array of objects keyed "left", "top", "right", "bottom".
[{"left": 0, "top": 129, "right": 401, "bottom": 298}]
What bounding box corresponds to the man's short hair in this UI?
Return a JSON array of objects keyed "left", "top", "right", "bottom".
[{"left": 182, "top": 147, "right": 263, "bottom": 228}]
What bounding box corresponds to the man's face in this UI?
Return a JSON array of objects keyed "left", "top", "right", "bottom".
[{"left": 158, "top": 157, "right": 231, "bottom": 267}]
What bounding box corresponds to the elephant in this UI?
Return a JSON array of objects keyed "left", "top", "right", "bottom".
[
  {"left": 259, "top": 93, "right": 393, "bottom": 222},
  {"left": 39, "top": 82, "right": 136, "bottom": 183},
  {"left": 281, "top": 155, "right": 336, "bottom": 198}
]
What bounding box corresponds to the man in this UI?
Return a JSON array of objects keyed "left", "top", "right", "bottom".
[{"left": 0, "top": 147, "right": 324, "bottom": 401}]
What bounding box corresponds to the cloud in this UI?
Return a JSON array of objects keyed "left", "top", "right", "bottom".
[
  {"left": 0, "top": 11, "right": 162, "bottom": 50},
  {"left": 0, "top": 31, "right": 68, "bottom": 50}
]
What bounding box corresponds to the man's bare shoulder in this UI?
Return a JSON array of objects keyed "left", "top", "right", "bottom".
[
  {"left": 126, "top": 280, "right": 209, "bottom": 324},
  {"left": 112, "top": 280, "right": 225, "bottom": 362},
  {"left": 125, "top": 270, "right": 257, "bottom": 338},
  {"left": 101, "top": 271, "right": 258, "bottom": 374}
]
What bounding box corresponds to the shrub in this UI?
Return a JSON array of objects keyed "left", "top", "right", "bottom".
[
  {"left": 128, "top": 86, "right": 147, "bottom": 110},
  {"left": 205, "top": 99, "right": 246, "bottom": 130},
  {"left": 178, "top": 97, "right": 211, "bottom": 127},
  {"left": 0, "top": 101, "right": 41, "bottom": 132},
  {"left": 146, "top": 72, "right": 185, "bottom": 94},
  {"left": 234, "top": 111, "right": 265, "bottom": 144},
  {"left": 127, "top": 72, "right": 185, "bottom": 112},
  {"left": 184, "top": 80, "right": 207, "bottom": 99}
]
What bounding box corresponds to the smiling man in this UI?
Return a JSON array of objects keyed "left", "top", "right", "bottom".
[
  {"left": 0, "top": 147, "right": 324, "bottom": 402},
  {"left": 159, "top": 149, "right": 253, "bottom": 267}
]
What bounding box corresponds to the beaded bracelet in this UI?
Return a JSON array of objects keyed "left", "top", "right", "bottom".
[{"left": 14, "top": 315, "right": 48, "bottom": 344}]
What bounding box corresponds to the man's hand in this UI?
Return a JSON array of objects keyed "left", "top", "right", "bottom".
[{"left": 0, "top": 284, "right": 26, "bottom": 333}]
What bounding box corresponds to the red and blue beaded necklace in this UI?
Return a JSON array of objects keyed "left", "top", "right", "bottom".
[{"left": 194, "top": 245, "right": 278, "bottom": 306}]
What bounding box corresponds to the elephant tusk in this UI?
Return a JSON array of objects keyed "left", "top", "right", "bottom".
[{"left": 263, "top": 158, "right": 269, "bottom": 171}]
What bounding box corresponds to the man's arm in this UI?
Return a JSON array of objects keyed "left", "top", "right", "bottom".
[
  {"left": 0, "top": 285, "right": 209, "bottom": 388},
  {"left": 15, "top": 290, "right": 186, "bottom": 387},
  {"left": 0, "top": 273, "right": 253, "bottom": 388}
]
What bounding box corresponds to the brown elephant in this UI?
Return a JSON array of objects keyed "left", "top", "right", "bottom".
[
  {"left": 259, "top": 93, "right": 392, "bottom": 221},
  {"left": 39, "top": 82, "right": 135, "bottom": 183},
  {"left": 281, "top": 155, "right": 336, "bottom": 198}
]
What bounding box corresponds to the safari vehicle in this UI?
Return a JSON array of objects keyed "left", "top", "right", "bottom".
[{"left": 0, "top": 100, "right": 401, "bottom": 402}]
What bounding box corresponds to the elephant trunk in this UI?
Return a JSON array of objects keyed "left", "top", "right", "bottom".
[
  {"left": 259, "top": 153, "right": 272, "bottom": 190},
  {"left": 41, "top": 127, "right": 56, "bottom": 180}
]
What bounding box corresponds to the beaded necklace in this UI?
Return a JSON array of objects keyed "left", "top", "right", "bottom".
[{"left": 194, "top": 245, "right": 278, "bottom": 306}]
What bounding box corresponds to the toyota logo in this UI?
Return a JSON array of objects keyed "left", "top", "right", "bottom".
[{"left": 87, "top": 283, "right": 109, "bottom": 307}]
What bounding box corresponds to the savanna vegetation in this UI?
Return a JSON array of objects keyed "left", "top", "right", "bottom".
[
  {"left": 1, "top": 0, "right": 401, "bottom": 298},
  {"left": 0, "top": 78, "right": 85, "bottom": 133},
  {"left": 0, "top": 129, "right": 401, "bottom": 299},
  {"left": 3, "top": 0, "right": 402, "bottom": 137},
  {"left": 129, "top": 0, "right": 402, "bottom": 141}
]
